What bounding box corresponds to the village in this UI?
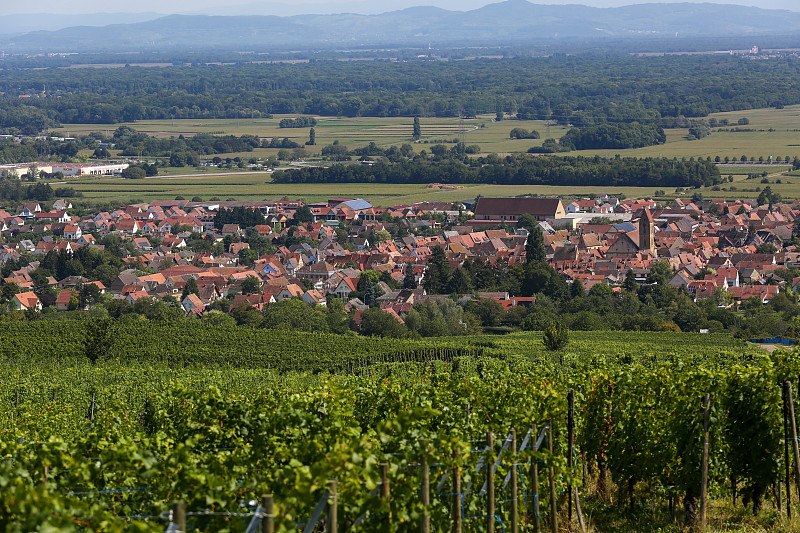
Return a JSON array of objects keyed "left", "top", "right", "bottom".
[{"left": 0, "top": 191, "right": 794, "bottom": 328}]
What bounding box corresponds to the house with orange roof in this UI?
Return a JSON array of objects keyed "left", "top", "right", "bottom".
[
  {"left": 55, "top": 289, "right": 77, "bottom": 311},
  {"left": 728, "top": 285, "right": 780, "bottom": 304},
  {"left": 277, "top": 283, "right": 305, "bottom": 301},
  {"left": 181, "top": 293, "right": 205, "bottom": 314},
  {"left": 13, "top": 291, "right": 41, "bottom": 311},
  {"left": 63, "top": 224, "right": 82, "bottom": 240},
  {"left": 333, "top": 277, "right": 359, "bottom": 298},
  {"left": 302, "top": 289, "right": 327, "bottom": 306},
  {"left": 125, "top": 290, "right": 151, "bottom": 304}
]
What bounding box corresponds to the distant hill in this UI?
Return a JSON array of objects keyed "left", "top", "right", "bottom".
[
  {"left": 0, "top": 12, "right": 163, "bottom": 36},
  {"left": 3, "top": 1, "right": 800, "bottom": 52}
]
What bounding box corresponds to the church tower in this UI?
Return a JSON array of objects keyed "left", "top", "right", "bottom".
[{"left": 639, "top": 208, "right": 656, "bottom": 255}]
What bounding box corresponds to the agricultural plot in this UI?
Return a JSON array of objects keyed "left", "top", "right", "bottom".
[
  {"left": 0, "top": 324, "right": 794, "bottom": 532},
  {"left": 65, "top": 173, "right": 674, "bottom": 205},
  {"left": 53, "top": 106, "right": 800, "bottom": 161},
  {"left": 56, "top": 115, "right": 491, "bottom": 152},
  {"left": 51, "top": 106, "right": 800, "bottom": 202}
]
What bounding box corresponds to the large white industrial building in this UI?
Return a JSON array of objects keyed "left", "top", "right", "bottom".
[{"left": 0, "top": 162, "right": 128, "bottom": 178}]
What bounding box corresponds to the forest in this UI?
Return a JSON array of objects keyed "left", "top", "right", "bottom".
[
  {"left": 558, "top": 122, "right": 667, "bottom": 150},
  {"left": 111, "top": 126, "right": 262, "bottom": 157},
  {"left": 0, "top": 55, "right": 799, "bottom": 132}
]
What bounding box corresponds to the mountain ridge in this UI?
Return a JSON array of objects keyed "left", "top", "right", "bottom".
[{"left": 3, "top": 1, "right": 800, "bottom": 52}]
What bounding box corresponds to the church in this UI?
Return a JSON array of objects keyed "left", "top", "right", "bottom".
[{"left": 604, "top": 208, "right": 657, "bottom": 259}]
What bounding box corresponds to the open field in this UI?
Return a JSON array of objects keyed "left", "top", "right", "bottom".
[
  {"left": 53, "top": 105, "right": 800, "bottom": 161},
  {"left": 66, "top": 165, "right": 800, "bottom": 204},
  {"left": 50, "top": 105, "right": 800, "bottom": 203},
  {"left": 55, "top": 115, "right": 500, "bottom": 154},
  {"left": 65, "top": 173, "right": 672, "bottom": 205},
  {"left": 574, "top": 106, "right": 800, "bottom": 159}
]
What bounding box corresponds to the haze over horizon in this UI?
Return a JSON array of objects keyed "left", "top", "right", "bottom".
[{"left": 1, "top": 0, "right": 798, "bottom": 17}]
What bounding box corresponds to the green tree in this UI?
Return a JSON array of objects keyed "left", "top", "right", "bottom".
[
  {"left": 516, "top": 213, "right": 537, "bottom": 230},
  {"left": 84, "top": 317, "right": 115, "bottom": 365},
  {"left": 360, "top": 308, "right": 407, "bottom": 338},
  {"left": 412, "top": 116, "right": 421, "bottom": 140},
  {"left": 121, "top": 166, "right": 146, "bottom": 179},
  {"left": 402, "top": 265, "right": 416, "bottom": 289},
  {"left": 757, "top": 186, "right": 781, "bottom": 207},
  {"left": 570, "top": 278, "right": 585, "bottom": 299},
  {"left": 238, "top": 248, "right": 258, "bottom": 266},
  {"left": 423, "top": 246, "right": 450, "bottom": 294},
  {"left": 68, "top": 291, "right": 79, "bottom": 311},
  {"left": 262, "top": 299, "right": 329, "bottom": 332},
  {"left": 623, "top": 269, "right": 638, "bottom": 292},
  {"left": 363, "top": 282, "right": 377, "bottom": 307},
  {"left": 182, "top": 277, "right": 200, "bottom": 299},
  {"left": 542, "top": 321, "right": 569, "bottom": 351},
  {"left": 525, "top": 226, "right": 546, "bottom": 263},
  {"left": 755, "top": 243, "right": 777, "bottom": 255},
  {"left": 1, "top": 282, "right": 21, "bottom": 301},
  {"left": 465, "top": 297, "right": 504, "bottom": 327},
  {"left": 325, "top": 298, "right": 350, "bottom": 334},
  {"left": 241, "top": 275, "right": 261, "bottom": 295},
  {"left": 446, "top": 267, "right": 473, "bottom": 295},
  {"left": 306, "top": 127, "right": 316, "bottom": 146},
  {"left": 201, "top": 309, "right": 237, "bottom": 327},
  {"left": 646, "top": 261, "right": 672, "bottom": 285},
  {"left": 78, "top": 283, "right": 102, "bottom": 308},
  {"left": 293, "top": 205, "right": 314, "bottom": 224},
  {"left": 229, "top": 301, "right": 263, "bottom": 327}
]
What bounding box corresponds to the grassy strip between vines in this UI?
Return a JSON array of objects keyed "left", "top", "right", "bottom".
[{"left": 1, "top": 328, "right": 799, "bottom": 531}]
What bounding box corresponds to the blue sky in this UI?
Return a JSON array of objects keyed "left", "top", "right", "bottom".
[{"left": 2, "top": 0, "right": 797, "bottom": 16}]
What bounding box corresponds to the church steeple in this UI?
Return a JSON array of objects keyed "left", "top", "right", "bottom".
[{"left": 639, "top": 208, "right": 656, "bottom": 255}]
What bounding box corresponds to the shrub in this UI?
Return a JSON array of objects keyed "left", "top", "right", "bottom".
[{"left": 542, "top": 321, "right": 569, "bottom": 351}]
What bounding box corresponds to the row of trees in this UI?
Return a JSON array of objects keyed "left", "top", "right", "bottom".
[
  {"left": 274, "top": 154, "right": 722, "bottom": 188},
  {"left": 278, "top": 117, "right": 317, "bottom": 128},
  {"left": 0, "top": 178, "right": 78, "bottom": 202},
  {"left": 112, "top": 127, "right": 262, "bottom": 157}
]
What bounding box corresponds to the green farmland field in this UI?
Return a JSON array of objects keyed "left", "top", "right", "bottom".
[
  {"left": 50, "top": 106, "right": 800, "bottom": 204},
  {"left": 53, "top": 106, "right": 800, "bottom": 160},
  {"left": 65, "top": 173, "right": 678, "bottom": 205}
]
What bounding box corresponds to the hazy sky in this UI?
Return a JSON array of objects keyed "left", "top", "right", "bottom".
[{"left": 2, "top": 0, "right": 798, "bottom": 16}]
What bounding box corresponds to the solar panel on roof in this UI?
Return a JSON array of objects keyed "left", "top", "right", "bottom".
[{"left": 343, "top": 199, "right": 373, "bottom": 210}]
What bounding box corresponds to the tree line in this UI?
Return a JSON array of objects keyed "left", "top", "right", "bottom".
[
  {"left": 112, "top": 126, "right": 261, "bottom": 156},
  {"left": 273, "top": 155, "right": 721, "bottom": 188},
  {"left": 278, "top": 117, "right": 317, "bottom": 128}
]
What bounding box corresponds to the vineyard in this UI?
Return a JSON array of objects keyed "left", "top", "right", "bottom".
[
  {"left": 0, "top": 320, "right": 765, "bottom": 371},
  {"left": 2, "top": 326, "right": 800, "bottom": 531}
]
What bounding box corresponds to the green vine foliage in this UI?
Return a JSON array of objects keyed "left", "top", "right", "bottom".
[
  {"left": 722, "top": 364, "right": 782, "bottom": 513},
  {"left": 1, "top": 330, "right": 800, "bottom": 529}
]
